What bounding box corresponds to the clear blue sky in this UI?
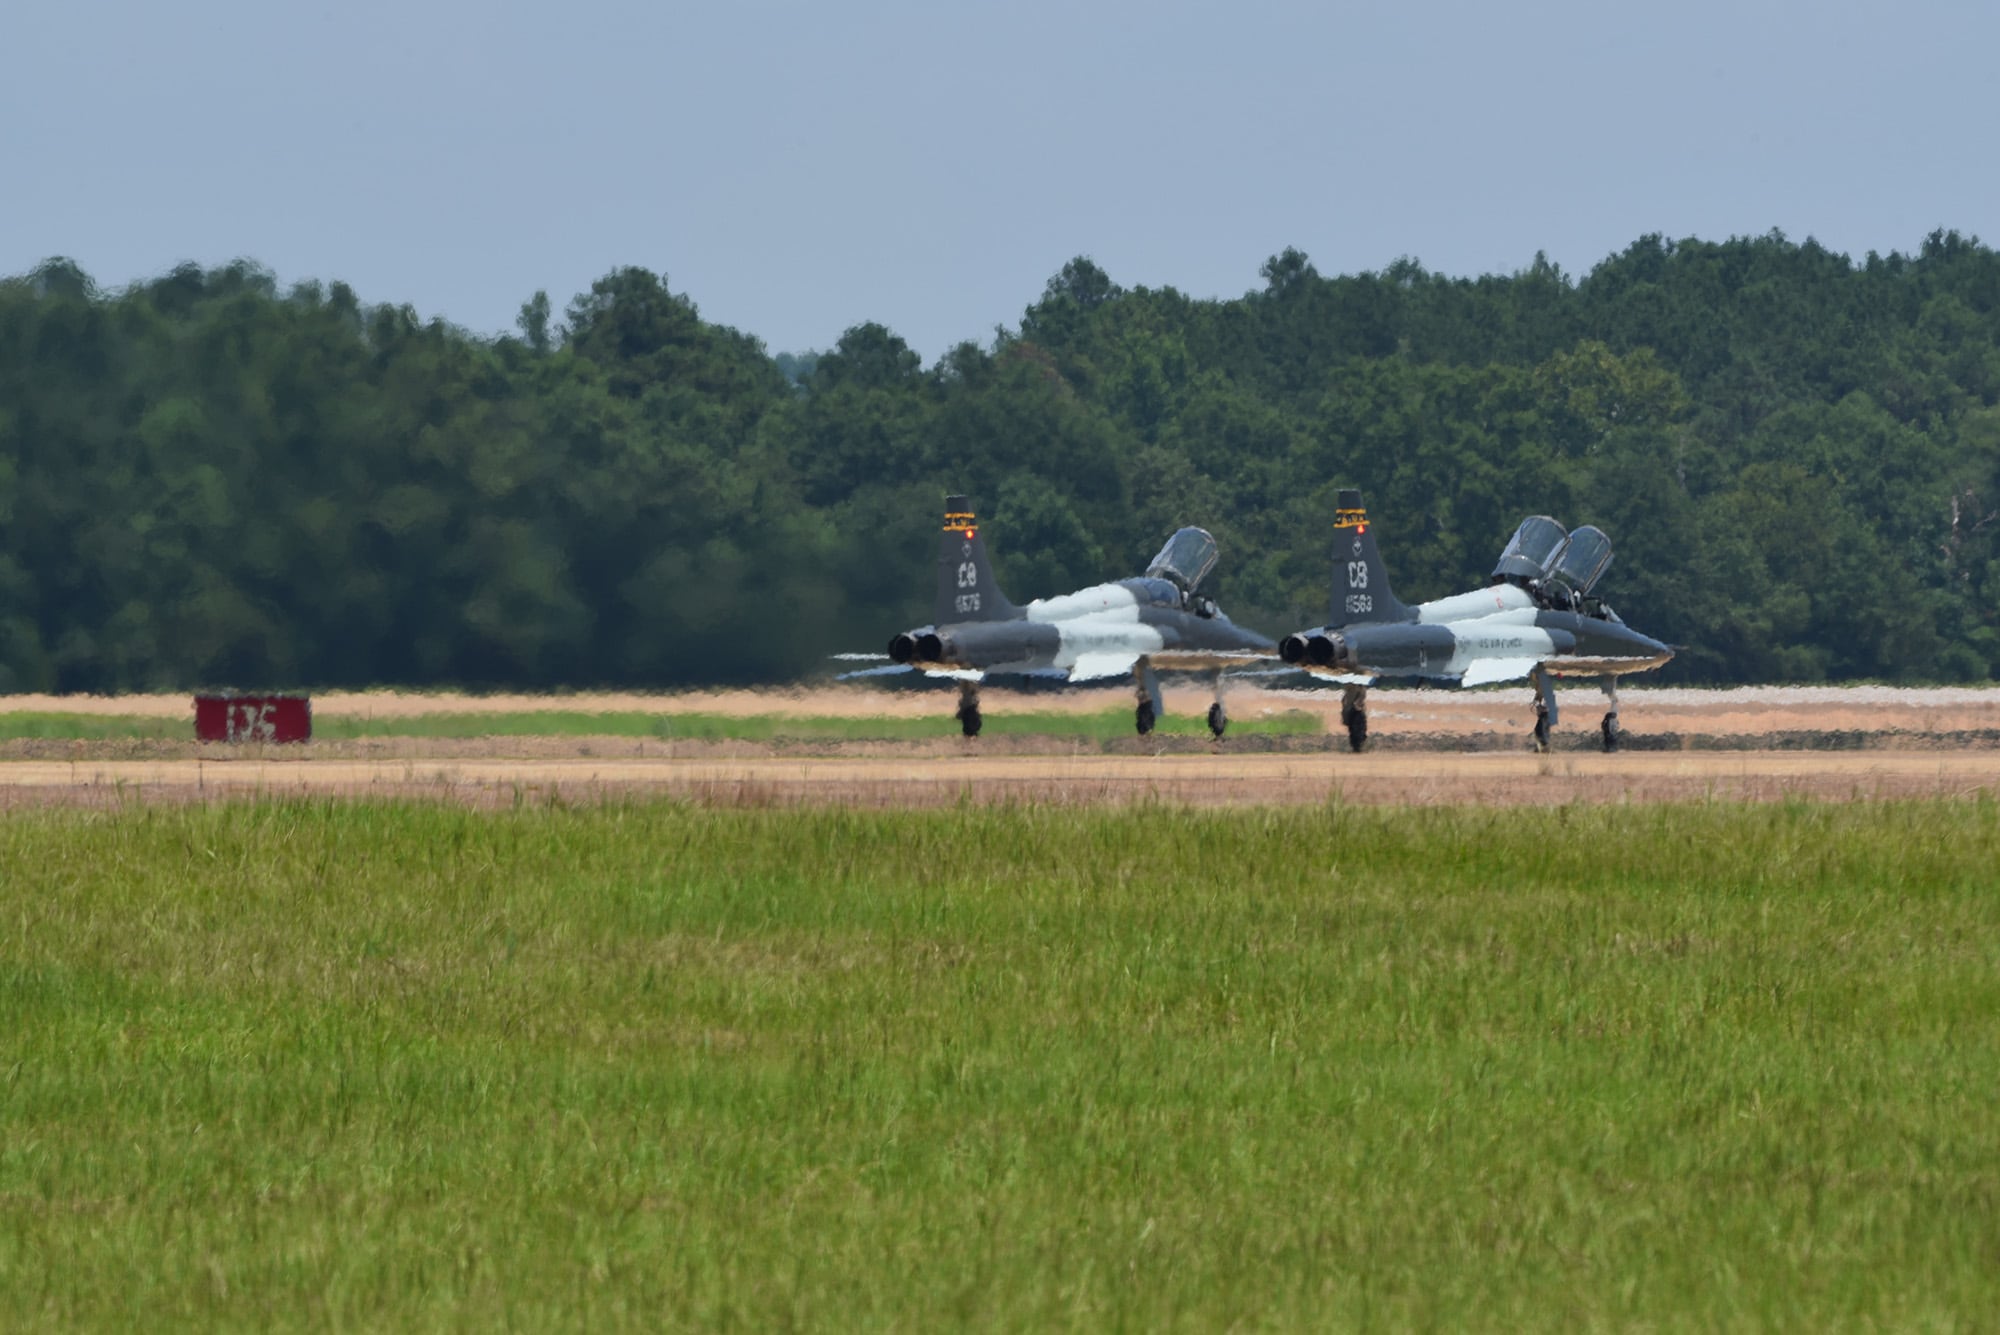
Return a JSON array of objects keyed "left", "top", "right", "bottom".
[{"left": 4, "top": 0, "right": 1993, "bottom": 361}]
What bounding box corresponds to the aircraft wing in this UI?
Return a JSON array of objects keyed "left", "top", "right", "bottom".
[
  {"left": 1459, "top": 657, "right": 1540, "bottom": 687},
  {"left": 1148, "top": 648, "right": 1280, "bottom": 672},
  {"left": 834, "top": 662, "right": 920, "bottom": 681},
  {"left": 1068, "top": 649, "right": 1277, "bottom": 682},
  {"left": 1067, "top": 652, "right": 1141, "bottom": 682},
  {"left": 1288, "top": 669, "right": 1377, "bottom": 686},
  {"left": 834, "top": 663, "right": 987, "bottom": 684}
]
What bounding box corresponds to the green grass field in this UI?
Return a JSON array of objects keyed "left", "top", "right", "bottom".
[
  {"left": 3, "top": 798, "right": 1996, "bottom": 1327},
  {"left": 0, "top": 707, "right": 1322, "bottom": 743},
  {"left": 0, "top": 714, "right": 190, "bottom": 741}
]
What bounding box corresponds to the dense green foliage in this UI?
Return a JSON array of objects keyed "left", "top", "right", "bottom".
[
  {"left": 5, "top": 230, "right": 2000, "bottom": 691},
  {"left": 3, "top": 798, "right": 1997, "bottom": 1326}
]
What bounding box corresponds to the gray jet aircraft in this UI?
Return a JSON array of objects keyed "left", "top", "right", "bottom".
[
  {"left": 1278, "top": 490, "right": 1673, "bottom": 751},
  {"left": 867, "top": 495, "right": 1274, "bottom": 737}
]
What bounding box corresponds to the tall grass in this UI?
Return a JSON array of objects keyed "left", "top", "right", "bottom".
[{"left": 2, "top": 799, "right": 1996, "bottom": 1327}]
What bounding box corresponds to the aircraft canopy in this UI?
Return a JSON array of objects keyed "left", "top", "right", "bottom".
[
  {"left": 1492, "top": 515, "right": 1568, "bottom": 582},
  {"left": 1552, "top": 525, "right": 1613, "bottom": 593},
  {"left": 1147, "top": 526, "right": 1219, "bottom": 592}
]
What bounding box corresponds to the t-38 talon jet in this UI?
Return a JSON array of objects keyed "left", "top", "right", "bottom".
[
  {"left": 854, "top": 495, "right": 1273, "bottom": 737},
  {"left": 1277, "top": 490, "right": 1673, "bottom": 752}
]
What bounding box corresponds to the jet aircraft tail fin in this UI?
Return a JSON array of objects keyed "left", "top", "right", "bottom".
[
  {"left": 936, "top": 494, "right": 1018, "bottom": 624},
  {"left": 1327, "top": 489, "right": 1415, "bottom": 627}
]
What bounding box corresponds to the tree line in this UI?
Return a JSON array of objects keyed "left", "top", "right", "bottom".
[{"left": 2, "top": 228, "right": 1997, "bottom": 693}]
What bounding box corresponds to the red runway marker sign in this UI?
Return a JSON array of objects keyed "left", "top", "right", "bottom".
[{"left": 194, "top": 694, "right": 312, "bottom": 743}]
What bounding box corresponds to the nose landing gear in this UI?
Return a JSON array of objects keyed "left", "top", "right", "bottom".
[{"left": 956, "top": 682, "right": 982, "bottom": 738}]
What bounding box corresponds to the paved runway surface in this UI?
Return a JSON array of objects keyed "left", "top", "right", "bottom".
[{"left": 5, "top": 751, "right": 1999, "bottom": 807}]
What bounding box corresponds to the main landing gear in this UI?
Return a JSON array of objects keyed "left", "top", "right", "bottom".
[
  {"left": 1133, "top": 658, "right": 1163, "bottom": 737},
  {"left": 1340, "top": 684, "right": 1368, "bottom": 753},
  {"left": 956, "top": 682, "right": 982, "bottom": 738},
  {"left": 1530, "top": 667, "right": 1557, "bottom": 753},
  {"left": 1528, "top": 673, "right": 1622, "bottom": 752}
]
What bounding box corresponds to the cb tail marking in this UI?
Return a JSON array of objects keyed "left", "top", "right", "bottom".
[
  {"left": 1328, "top": 487, "right": 1412, "bottom": 626},
  {"left": 934, "top": 492, "right": 1018, "bottom": 625}
]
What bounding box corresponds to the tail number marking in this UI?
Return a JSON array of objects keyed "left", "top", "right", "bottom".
[
  {"left": 1345, "top": 594, "right": 1373, "bottom": 615},
  {"left": 1347, "top": 561, "right": 1368, "bottom": 589},
  {"left": 955, "top": 593, "right": 982, "bottom": 614},
  {"left": 226, "top": 702, "right": 277, "bottom": 742},
  {"left": 957, "top": 562, "right": 978, "bottom": 589}
]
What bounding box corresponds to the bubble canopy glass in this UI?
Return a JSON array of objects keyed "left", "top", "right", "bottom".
[
  {"left": 1491, "top": 516, "right": 1568, "bottom": 581},
  {"left": 1147, "top": 527, "right": 1219, "bottom": 591},
  {"left": 1552, "top": 524, "right": 1613, "bottom": 593}
]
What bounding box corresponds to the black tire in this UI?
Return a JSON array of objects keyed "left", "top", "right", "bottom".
[
  {"left": 1532, "top": 712, "right": 1550, "bottom": 753},
  {"left": 1206, "top": 703, "right": 1227, "bottom": 739},
  {"left": 958, "top": 705, "right": 982, "bottom": 738},
  {"left": 1136, "top": 700, "right": 1157, "bottom": 735},
  {"left": 1601, "top": 713, "right": 1620, "bottom": 753},
  {"left": 1345, "top": 714, "right": 1367, "bottom": 753}
]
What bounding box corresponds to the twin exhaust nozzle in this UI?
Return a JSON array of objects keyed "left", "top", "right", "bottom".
[
  {"left": 888, "top": 628, "right": 945, "bottom": 664},
  {"left": 1278, "top": 630, "right": 1344, "bottom": 669}
]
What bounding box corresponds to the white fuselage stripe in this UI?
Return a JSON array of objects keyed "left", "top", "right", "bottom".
[
  {"left": 1416, "top": 584, "right": 1536, "bottom": 623},
  {"left": 1027, "top": 584, "right": 1140, "bottom": 623}
]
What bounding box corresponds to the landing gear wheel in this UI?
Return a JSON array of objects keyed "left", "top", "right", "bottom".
[
  {"left": 1601, "top": 712, "right": 1620, "bottom": 753},
  {"left": 1341, "top": 705, "right": 1367, "bottom": 753},
  {"left": 957, "top": 702, "right": 982, "bottom": 738},
  {"left": 1532, "top": 705, "right": 1550, "bottom": 753},
  {"left": 1136, "top": 699, "right": 1157, "bottom": 736},
  {"left": 1206, "top": 702, "right": 1227, "bottom": 739}
]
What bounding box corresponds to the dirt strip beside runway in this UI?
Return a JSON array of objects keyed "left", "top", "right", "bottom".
[
  {"left": 9, "top": 684, "right": 2000, "bottom": 739},
  {"left": 3, "top": 751, "right": 1997, "bottom": 809}
]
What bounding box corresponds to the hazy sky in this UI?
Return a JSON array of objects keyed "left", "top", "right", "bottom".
[{"left": 4, "top": 0, "right": 1993, "bottom": 361}]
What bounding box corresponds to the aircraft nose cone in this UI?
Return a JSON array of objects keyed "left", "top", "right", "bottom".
[{"left": 1632, "top": 628, "right": 1674, "bottom": 669}]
